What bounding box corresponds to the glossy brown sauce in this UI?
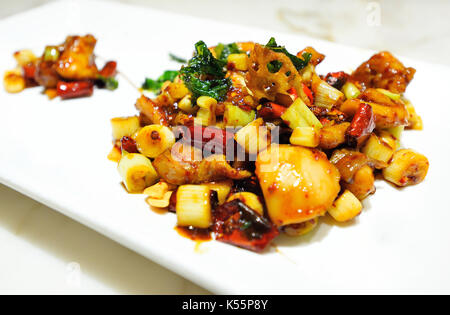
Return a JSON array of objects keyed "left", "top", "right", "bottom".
[{"left": 175, "top": 226, "right": 212, "bottom": 241}]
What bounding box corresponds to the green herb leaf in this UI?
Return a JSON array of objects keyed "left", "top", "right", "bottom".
[
  {"left": 186, "top": 41, "right": 227, "bottom": 77},
  {"left": 159, "top": 70, "right": 179, "bottom": 82},
  {"left": 180, "top": 41, "right": 231, "bottom": 101},
  {"left": 104, "top": 77, "right": 118, "bottom": 90},
  {"left": 169, "top": 53, "right": 187, "bottom": 64},
  {"left": 182, "top": 75, "right": 230, "bottom": 100},
  {"left": 267, "top": 60, "right": 283, "bottom": 73},
  {"left": 142, "top": 78, "right": 160, "bottom": 91},
  {"left": 265, "top": 37, "right": 311, "bottom": 71},
  {"left": 214, "top": 42, "right": 241, "bottom": 62},
  {"left": 142, "top": 70, "right": 179, "bottom": 92}
]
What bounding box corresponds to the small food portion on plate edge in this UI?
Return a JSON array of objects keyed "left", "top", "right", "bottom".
[{"left": 3, "top": 34, "right": 119, "bottom": 99}]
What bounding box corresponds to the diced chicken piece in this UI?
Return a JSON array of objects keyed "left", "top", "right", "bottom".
[{"left": 351, "top": 51, "right": 415, "bottom": 93}]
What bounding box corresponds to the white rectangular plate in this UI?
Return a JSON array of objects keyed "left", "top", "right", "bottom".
[{"left": 1, "top": 0, "right": 450, "bottom": 294}]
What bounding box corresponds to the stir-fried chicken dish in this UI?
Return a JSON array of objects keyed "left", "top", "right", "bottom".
[{"left": 109, "top": 38, "right": 428, "bottom": 252}]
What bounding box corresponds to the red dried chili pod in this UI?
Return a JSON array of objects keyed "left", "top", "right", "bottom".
[
  {"left": 287, "top": 87, "right": 298, "bottom": 99},
  {"left": 213, "top": 199, "right": 279, "bottom": 252},
  {"left": 22, "top": 63, "right": 38, "bottom": 87},
  {"left": 302, "top": 83, "right": 314, "bottom": 104},
  {"left": 99, "top": 61, "right": 117, "bottom": 78},
  {"left": 175, "top": 125, "right": 235, "bottom": 156},
  {"left": 347, "top": 102, "right": 375, "bottom": 146},
  {"left": 324, "top": 71, "right": 349, "bottom": 90},
  {"left": 258, "top": 102, "right": 287, "bottom": 120},
  {"left": 56, "top": 81, "right": 94, "bottom": 99},
  {"left": 22, "top": 63, "right": 36, "bottom": 80},
  {"left": 120, "top": 136, "right": 139, "bottom": 153}
]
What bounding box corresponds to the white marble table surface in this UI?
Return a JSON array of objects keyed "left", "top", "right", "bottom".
[{"left": 1, "top": 0, "right": 449, "bottom": 295}]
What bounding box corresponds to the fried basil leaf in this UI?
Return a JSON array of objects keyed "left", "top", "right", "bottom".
[
  {"left": 267, "top": 60, "right": 283, "bottom": 73},
  {"left": 180, "top": 41, "right": 231, "bottom": 101},
  {"left": 142, "top": 70, "right": 179, "bottom": 92},
  {"left": 214, "top": 43, "right": 241, "bottom": 62},
  {"left": 169, "top": 53, "right": 187, "bottom": 64},
  {"left": 265, "top": 37, "right": 312, "bottom": 71}
]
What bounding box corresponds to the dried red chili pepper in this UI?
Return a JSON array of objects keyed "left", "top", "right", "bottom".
[
  {"left": 324, "top": 71, "right": 349, "bottom": 90},
  {"left": 287, "top": 87, "right": 298, "bottom": 99},
  {"left": 22, "top": 64, "right": 36, "bottom": 80},
  {"left": 347, "top": 103, "right": 375, "bottom": 146},
  {"left": 120, "top": 136, "right": 138, "bottom": 153},
  {"left": 213, "top": 199, "right": 279, "bottom": 252},
  {"left": 258, "top": 102, "right": 287, "bottom": 120},
  {"left": 22, "top": 63, "right": 38, "bottom": 87},
  {"left": 99, "top": 61, "right": 117, "bottom": 78},
  {"left": 175, "top": 125, "right": 235, "bottom": 156},
  {"left": 302, "top": 83, "right": 314, "bottom": 104},
  {"left": 56, "top": 81, "right": 94, "bottom": 99}
]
